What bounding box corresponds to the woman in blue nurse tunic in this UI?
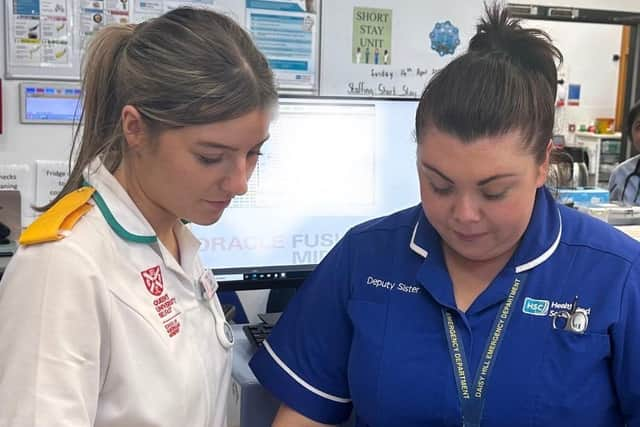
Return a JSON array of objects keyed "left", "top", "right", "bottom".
[{"left": 250, "top": 5, "right": 640, "bottom": 427}]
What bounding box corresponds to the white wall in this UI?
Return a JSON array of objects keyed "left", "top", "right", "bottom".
[{"left": 522, "top": 19, "right": 623, "bottom": 135}]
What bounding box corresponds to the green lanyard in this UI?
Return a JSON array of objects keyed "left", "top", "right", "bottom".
[{"left": 442, "top": 272, "right": 527, "bottom": 427}]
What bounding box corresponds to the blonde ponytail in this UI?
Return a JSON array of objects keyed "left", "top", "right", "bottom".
[{"left": 40, "top": 8, "right": 276, "bottom": 210}]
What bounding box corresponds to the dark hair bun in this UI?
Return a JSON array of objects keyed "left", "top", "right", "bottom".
[
  {"left": 469, "top": 2, "right": 562, "bottom": 89},
  {"left": 414, "top": 2, "right": 563, "bottom": 163}
]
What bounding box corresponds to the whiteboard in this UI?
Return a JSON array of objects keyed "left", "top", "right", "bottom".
[{"left": 319, "top": 0, "right": 486, "bottom": 98}]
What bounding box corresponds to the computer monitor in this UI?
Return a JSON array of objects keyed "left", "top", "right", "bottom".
[
  {"left": 20, "top": 82, "right": 82, "bottom": 124},
  {"left": 191, "top": 96, "right": 421, "bottom": 291}
]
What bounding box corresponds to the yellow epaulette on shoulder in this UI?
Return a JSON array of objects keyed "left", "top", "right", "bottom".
[{"left": 19, "top": 186, "right": 95, "bottom": 246}]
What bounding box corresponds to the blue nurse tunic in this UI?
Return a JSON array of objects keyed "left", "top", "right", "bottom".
[{"left": 250, "top": 188, "right": 640, "bottom": 426}]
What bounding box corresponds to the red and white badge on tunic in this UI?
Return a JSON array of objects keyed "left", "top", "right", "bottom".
[
  {"left": 141, "top": 265, "right": 164, "bottom": 296},
  {"left": 140, "top": 265, "right": 182, "bottom": 338}
]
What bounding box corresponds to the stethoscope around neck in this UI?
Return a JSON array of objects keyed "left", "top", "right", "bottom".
[
  {"left": 212, "top": 302, "right": 235, "bottom": 349},
  {"left": 622, "top": 157, "right": 640, "bottom": 204},
  {"left": 205, "top": 294, "right": 234, "bottom": 349},
  {"left": 197, "top": 270, "right": 234, "bottom": 349}
]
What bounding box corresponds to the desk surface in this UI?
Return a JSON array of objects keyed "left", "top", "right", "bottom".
[
  {"left": 231, "top": 324, "right": 261, "bottom": 384},
  {"left": 575, "top": 131, "right": 622, "bottom": 139},
  {"left": 616, "top": 225, "right": 640, "bottom": 241},
  {"left": 228, "top": 324, "right": 355, "bottom": 427}
]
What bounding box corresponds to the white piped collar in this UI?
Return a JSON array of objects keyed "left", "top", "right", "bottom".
[{"left": 409, "top": 187, "right": 562, "bottom": 273}]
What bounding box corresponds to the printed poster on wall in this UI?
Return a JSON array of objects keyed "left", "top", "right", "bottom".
[
  {"left": 80, "top": 0, "right": 130, "bottom": 53},
  {"left": 9, "top": 0, "right": 72, "bottom": 67},
  {"left": 164, "top": 0, "right": 215, "bottom": 12},
  {"left": 133, "top": 0, "right": 215, "bottom": 18},
  {"left": 246, "top": 0, "right": 319, "bottom": 92},
  {"left": 352, "top": 7, "right": 391, "bottom": 65},
  {"left": 134, "top": 0, "right": 163, "bottom": 14}
]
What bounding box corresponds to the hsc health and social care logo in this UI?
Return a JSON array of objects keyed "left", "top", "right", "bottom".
[
  {"left": 522, "top": 296, "right": 591, "bottom": 334},
  {"left": 522, "top": 297, "right": 550, "bottom": 316}
]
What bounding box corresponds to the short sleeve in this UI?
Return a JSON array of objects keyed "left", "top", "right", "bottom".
[
  {"left": 0, "top": 241, "right": 110, "bottom": 427},
  {"left": 249, "top": 234, "right": 354, "bottom": 425},
  {"left": 611, "top": 257, "right": 640, "bottom": 426}
]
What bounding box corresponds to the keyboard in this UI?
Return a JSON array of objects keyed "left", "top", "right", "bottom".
[
  {"left": 243, "top": 323, "right": 274, "bottom": 347},
  {"left": 243, "top": 312, "right": 282, "bottom": 347}
]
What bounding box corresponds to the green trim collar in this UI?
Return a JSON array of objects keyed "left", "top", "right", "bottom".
[{"left": 88, "top": 185, "right": 157, "bottom": 244}]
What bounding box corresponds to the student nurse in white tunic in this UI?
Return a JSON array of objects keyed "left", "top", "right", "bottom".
[{"left": 0, "top": 8, "right": 276, "bottom": 427}]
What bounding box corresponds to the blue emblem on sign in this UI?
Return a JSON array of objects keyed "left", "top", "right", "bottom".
[
  {"left": 523, "top": 297, "right": 550, "bottom": 316},
  {"left": 429, "top": 21, "right": 460, "bottom": 57}
]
